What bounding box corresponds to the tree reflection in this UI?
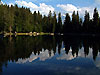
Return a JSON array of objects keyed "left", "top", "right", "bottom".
[{"left": 0, "top": 36, "right": 100, "bottom": 72}]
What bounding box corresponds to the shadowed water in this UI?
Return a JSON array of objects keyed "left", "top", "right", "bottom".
[{"left": 0, "top": 35, "right": 100, "bottom": 75}]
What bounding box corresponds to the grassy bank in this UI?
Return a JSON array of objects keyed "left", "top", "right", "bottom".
[{"left": 4, "top": 32, "right": 54, "bottom": 37}]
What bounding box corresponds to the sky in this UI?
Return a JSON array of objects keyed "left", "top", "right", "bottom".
[{"left": 1, "top": 0, "right": 100, "bottom": 18}]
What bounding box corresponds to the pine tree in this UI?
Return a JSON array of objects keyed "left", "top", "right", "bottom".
[
  {"left": 63, "top": 13, "right": 70, "bottom": 33},
  {"left": 72, "top": 11, "right": 76, "bottom": 32},
  {"left": 83, "top": 11, "right": 90, "bottom": 33},
  {"left": 56, "top": 12, "right": 62, "bottom": 34},
  {"left": 9, "top": 5, "right": 14, "bottom": 33},
  {"left": 48, "top": 11, "right": 52, "bottom": 32},
  {"left": 93, "top": 8, "right": 99, "bottom": 26},
  {"left": 37, "top": 11, "right": 42, "bottom": 32},
  {"left": 52, "top": 12, "right": 57, "bottom": 33},
  {"left": 93, "top": 8, "right": 99, "bottom": 33},
  {"left": 76, "top": 11, "right": 80, "bottom": 33}
]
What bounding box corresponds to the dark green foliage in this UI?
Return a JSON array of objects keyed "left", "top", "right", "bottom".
[
  {"left": 71, "top": 11, "right": 80, "bottom": 33},
  {"left": 83, "top": 11, "right": 90, "bottom": 33},
  {"left": 93, "top": 8, "right": 99, "bottom": 33},
  {"left": 63, "top": 13, "right": 71, "bottom": 33},
  {"left": 0, "top": 4, "right": 58, "bottom": 33},
  {"left": 63, "top": 8, "right": 100, "bottom": 34},
  {"left": 0, "top": 4, "right": 100, "bottom": 35},
  {"left": 93, "top": 8, "right": 99, "bottom": 26},
  {"left": 55, "top": 13, "right": 62, "bottom": 33},
  {"left": 47, "top": 11, "right": 53, "bottom": 32},
  {"left": 53, "top": 12, "right": 57, "bottom": 33}
]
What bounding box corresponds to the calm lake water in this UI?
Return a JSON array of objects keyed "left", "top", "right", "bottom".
[{"left": 0, "top": 35, "right": 100, "bottom": 75}]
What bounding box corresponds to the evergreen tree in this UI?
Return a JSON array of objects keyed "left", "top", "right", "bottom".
[
  {"left": 93, "top": 8, "right": 99, "bottom": 33},
  {"left": 0, "top": 4, "right": 5, "bottom": 32},
  {"left": 0, "top": 4, "right": 100, "bottom": 35},
  {"left": 76, "top": 11, "right": 80, "bottom": 33},
  {"left": 52, "top": 12, "right": 57, "bottom": 33},
  {"left": 72, "top": 11, "right": 76, "bottom": 24},
  {"left": 33, "top": 11, "right": 37, "bottom": 32},
  {"left": 63, "top": 13, "right": 71, "bottom": 33},
  {"left": 3, "top": 5, "right": 10, "bottom": 32},
  {"left": 93, "top": 8, "right": 99, "bottom": 26},
  {"left": 48, "top": 11, "right": 52, "bottom": 32},
  {"left": 36, "top": 11, "right": 42, "bottom": 32},
  {"left": 9, "top": 5, "right": 14, "bottom": 33},
  {"left": 76, "top": 11, "right": 79, "bottom": 24},
  {"left": 42, "top": 15, "right": 48, "bottom": 32},
  {"left": 56, "top": 13, "right": 62, "bottom": 34},
  {"left": 79, "top": 18, "right": 82, "bottom": 33},
  {"left": 71, "top": 11, "right": 80, "bottom": 33},
  {"left": 83, "top": 11, "right": 90, "bottom": 33},
  {"left": 79, "top": 18, "right": 82, "bottom": 26}
]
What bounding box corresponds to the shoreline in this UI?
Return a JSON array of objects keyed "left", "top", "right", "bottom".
[
  {"left": 4, "top": 32, "right": 54, "bottom": 37},
  {"left": 1, "top": 32, "right": 100, "bottom": 37}
]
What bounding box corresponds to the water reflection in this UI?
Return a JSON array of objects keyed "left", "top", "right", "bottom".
[{"left": 0, "top": 36, "right": 100, "bottom": 74}]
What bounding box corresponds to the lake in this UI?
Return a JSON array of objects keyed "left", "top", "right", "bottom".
[{"left": 0, "top": 35, "right": 100, "bottom": 75}]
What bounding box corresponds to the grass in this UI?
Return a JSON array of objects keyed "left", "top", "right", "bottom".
[{"left": 4, "top": 32, "right": 54, "bottom": 36}]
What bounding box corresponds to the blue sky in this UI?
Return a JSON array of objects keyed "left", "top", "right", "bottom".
[
  {"left": 1, "top": 0, "right": 97, "bottom": 7},
  {"left": 1, "top": 0, "right": 95, "bottom": 6},
  {"left": 1, "top": 0, "right": 100, "bottom": 18}
]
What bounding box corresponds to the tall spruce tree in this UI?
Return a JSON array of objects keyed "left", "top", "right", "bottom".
[
  {"left": 48, "top": 11, "right": 52, "bottom": 32},
  {"left": 56, "top": 12, "right": 62, "bottom": 34},
  {"left": 93, "top": 8, "right": 99, "bottom": 33},
  {"left": 37, "top": 11, "right": 42, "bottom": 32},
  {"left": 0, "top": 4, "right": 5, "bottom": 32},
  {"left": 52, "top": 12, "right": 57, "bottom": 33},
  {"left": 63, "top": 13, "right": 70, "bottom": 33},
  {"left": 9, "top": 5, "right": 14, "bottom": 33},
  {"left": 76, "top": 11, "right": 80, "bottom": 33},
  {"left": 72, "top": 11, "right": 76, "bottom": 32},
  {"left": 83, "top": 11, "right": 90, "bottom": 33},
  {"left": 0, "top": 4, "right": 100, "bottom": 35},
  {"left": 93, "top": 8, "right": 99, "bottom": 26}
]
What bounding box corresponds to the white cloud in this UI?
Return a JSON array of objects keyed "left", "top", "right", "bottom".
[
  {"left": 57, "top": 4, "right": 94, "bottom": 19},
  {"left": 56, "top": 47, "right": 96, "bottom": 61},
  {"left": 8, "top": 3, "right": 14, "bottom": 7},
  {"left": 15, "top": 1, "right": 55, "bottom": 15},
  {"left": 57, "top": 4, "right": 80, "bottom": 12},
  {"left": 3, "top": 0, "right": 100, "bottom": 20},
  {"left": 57, "top": 49, "right": 77, "bottom": 60},
  {"left": 17, "top": 49, "right": 54, "bottom": 64},
  {"left": 95, "top": 0, "right": 100, "bottom": 3}
]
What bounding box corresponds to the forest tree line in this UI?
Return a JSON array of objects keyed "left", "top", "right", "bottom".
[{"left": 0, "top": 4, "right": 100, "bottom": 34}]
